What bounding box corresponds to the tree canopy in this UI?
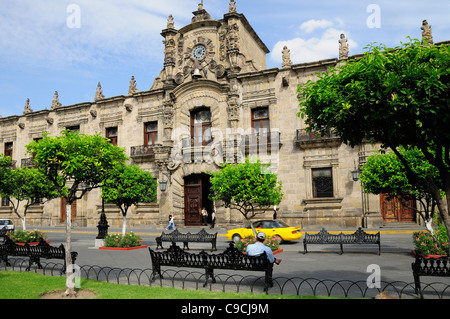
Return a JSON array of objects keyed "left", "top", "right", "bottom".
[
  {"left": 298, "top": 39, "right": 450, "bottom": 252},
  {"left": 209, "top": 158, "right": 283, "bottom": 222},
  {"left": 102, "top": 164, "right": 157, "bottom": 235}
]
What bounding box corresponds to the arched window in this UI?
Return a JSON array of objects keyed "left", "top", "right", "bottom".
[{"left": 191, "top": 108, "right": 212, "bottom": 146}]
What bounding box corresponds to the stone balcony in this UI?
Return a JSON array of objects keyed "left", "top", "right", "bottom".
[{"left": 295, "top": 129, "right": 341, "bottom": 149}]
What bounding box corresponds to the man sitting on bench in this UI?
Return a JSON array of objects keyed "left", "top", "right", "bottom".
[{"left": 246, "top": 232, "right": 281, "bottom": 265}]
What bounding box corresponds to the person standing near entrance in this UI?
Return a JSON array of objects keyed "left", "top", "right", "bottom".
[
  {"left": 210, "top": 211, "right": 216, "bottom": 229},
  {"left": 201, "top": 207, "right": 208, "bottom": 226}
]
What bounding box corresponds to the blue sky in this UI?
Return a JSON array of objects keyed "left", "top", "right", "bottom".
[{"left": 0, "top": 0, "right": 449, "bottom": 118}]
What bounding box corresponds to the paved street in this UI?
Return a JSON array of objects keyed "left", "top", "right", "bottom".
[
  {"left": 7, "top": 224, "right": 450, "bottom": 299},
  {"left": 34, "top": 225, "right": 434, "bottom": 284}
]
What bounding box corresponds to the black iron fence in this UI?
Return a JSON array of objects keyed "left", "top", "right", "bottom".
[{"left": 2, "top": 258, "right": 450, "bottom": 299}]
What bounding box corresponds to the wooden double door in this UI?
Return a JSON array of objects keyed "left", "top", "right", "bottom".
[
  {"left": 380, "top": 194, "right": 416, "bottom": 223},
  {"left": 60, "top": 198, "right": 77, "bottom": 223},
  {"left": 184, "top": 174, "right": 212, "bottom": 226}
]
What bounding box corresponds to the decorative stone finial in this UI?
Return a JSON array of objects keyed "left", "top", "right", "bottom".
[
  {"left": 94, "top": 82, "right": 105, "bottom": 101},
  {"left": 51, "top": 91, "right": 62, "bottom": 109},
  {"left": 192, "top": 1, "right": 211, "bottom": 23},
  {"left": 23, "top": 98, "right": 33, "bottom": 114},
  {"left": 167, "top": 14, "right": 174, "bottom": 29},
  {"left": 229, "top": 0, "right": 237, "bottom": 13},
  {"left": 421, "top": 20, "right": 433, "bottom": 45},
  {"left": 281, "top": 46, "right": 292, "bottom": 68},
  {"left": 128, "top": 76, "right": 138, "bottom": 95},
  {"left": 339, "top": 34, "right": 349, "bottom": 59}
]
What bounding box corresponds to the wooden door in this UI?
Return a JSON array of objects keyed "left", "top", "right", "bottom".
[
  {"left": 380, "top": 194, "right": 416, "bottom": 222},
  {"left": 184, "top": 176, "right": 202, "bottom": 226},
  {"left": 61, "top": 198, "right": 77, "bottom": 223}
]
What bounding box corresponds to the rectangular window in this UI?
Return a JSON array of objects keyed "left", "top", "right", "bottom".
[
  {"left": 144, "top": 122, "right": 158, "bottom": 146},
  {"left": 4, "top": 142, "right": 13, "bottom": 158},
  {"left": 66, "top": 125, "right": 80, "bottom": 132},
  {"left": 191, "top": 109, "right": 212, "bottom": 146},
  {"left": 312, "top": 167, "right": 334, "bottom": 198},
  {"left": 1, "top": 197, "right": 9, "bottom": 207},
  {"left": 106, "top": 127, "right": 118, "bottom": 146},
  {"left": 251, "top": 107, "right": 269, "bottom": 143}
]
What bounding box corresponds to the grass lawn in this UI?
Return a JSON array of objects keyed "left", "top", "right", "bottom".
[{"left": 0, "top": 271, "right": 317, "bottom": 299}]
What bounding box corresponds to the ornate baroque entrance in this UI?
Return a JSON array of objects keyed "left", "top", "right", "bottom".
[
  {"left": 380, "top": 194, "right": 416, "bottom": 223},
  {"left": 184, "top": 174, "right": 212, "bottom": 226}
]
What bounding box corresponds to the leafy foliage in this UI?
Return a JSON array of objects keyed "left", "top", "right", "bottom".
[
  {"left": 234, "top": 235, "right": 281, "bottom": 252},
  {"left": 26, "top": 130, "right": 128, "bottom": 203},
  {"left": 103, "top": 232, "right": 143, "bottom": 248},
  {"left": 298, "top": 39, "right": 450, "bottom": 253},
  {"left": 360, "top": 147, "right": 441, "bottom": 197},
  {"left": 298, "top": 39, "right": 450, "bottom": 151},
  {"left": 209, "top": 158, "right": 283, "bottom": 220},
  {"left": 413, "top": 218, "right": 449, "bottom": 256},
  {"left": 102, "top": 164, "right": 157, "bottom": 216},
  {"left": 6, "top": 229, "right": 47, "bottom": 243}
]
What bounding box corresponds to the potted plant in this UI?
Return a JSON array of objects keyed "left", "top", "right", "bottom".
[
  {"left": 235, "top": 235, "right": 283, "bottom": 254},
  {"left": 413, "top": 219, "right": 449, "bottom": 258},
  {"left": 100, "top": 231, "right": 147, "bottom": 250},
  {"left": 6, "top": 229, "right": 48, "bottom": 245}
]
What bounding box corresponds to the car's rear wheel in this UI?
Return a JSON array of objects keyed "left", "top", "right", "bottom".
[{"left": 232, "top": 234, "right": 242, "bottom": 243}]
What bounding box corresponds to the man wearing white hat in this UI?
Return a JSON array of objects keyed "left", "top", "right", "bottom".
[{"left": 246, "top": 232, "right": 281, "bottom": 264}]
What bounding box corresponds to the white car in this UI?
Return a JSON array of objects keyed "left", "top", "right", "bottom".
[{"left": 0, "top": 219, "right": 14, "bottom": 231}]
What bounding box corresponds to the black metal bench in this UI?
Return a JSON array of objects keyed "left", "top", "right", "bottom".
[
  {"left": 155, "top": 229, "right": 217, "bottom": 251},
  {"left": 0, "top": 237, "right": 78, "bottom": 274},
  {"left": 149, "top": 242, "right": 274, "bottom": 291},
  {"left": 303, "top": 227, "right": 381, "bottom": 255},
  {"left": 411, "top": 254, "right": 450, "bottom": 298}
]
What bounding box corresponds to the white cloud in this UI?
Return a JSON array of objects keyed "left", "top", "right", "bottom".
[
  {"left": 0, "top": 0, "right": 196, "bottom": 69},
  {"left": 300, "top": 19, "right": 333, "bottom": 34},
  {"left": 271, "top": 19, "right": 357, "bottom": 64}
]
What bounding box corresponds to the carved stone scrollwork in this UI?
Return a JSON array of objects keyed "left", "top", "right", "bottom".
[
  {"left": 90, "top": 109, "right": 97, "bottom": 118},
  {"left": 162, "top": 97, "right": 175, "bottom": 140},
  {"left": 227, "top": 95, "right": 240, "bottom": 128}
]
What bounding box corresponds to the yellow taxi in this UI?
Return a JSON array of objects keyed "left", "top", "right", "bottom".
[{"left": 225, "top": 220, "right": 302, "bottom": 243}]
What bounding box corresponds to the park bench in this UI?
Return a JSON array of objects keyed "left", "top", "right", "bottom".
[
  {"left": 149, "top": 242, "right": 274, "bottom": 291},
  {"left": 155, "top": 228, "right": 217, "bottom": 251},
  {"left": 0, "top": 237, "right": 78, "bottom": 274},
  {"left": 303, "top": 227, "right": 381, "bottom": 255},
  {"left": 411, "top": 253, "right": 450, "bottom": 298}
]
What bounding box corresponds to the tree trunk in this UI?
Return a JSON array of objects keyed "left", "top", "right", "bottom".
[
  {"left": 21, "top": 216, "right": 26, "bottom": 231},
  {"left": 122, "top": 214, "right": 127, "bottom": 236},
  {"left": 64, "top": 202, "right": 75, "bottom": 296}
]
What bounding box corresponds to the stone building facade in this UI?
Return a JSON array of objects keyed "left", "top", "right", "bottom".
[{"left": 0, "top": 2, "right": 433, "bottom": 229}]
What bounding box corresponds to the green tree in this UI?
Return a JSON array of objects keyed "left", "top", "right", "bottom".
[
  {"left": 26, "top": 130, "right": 127, "bottom": 296},
  {"left": 0, "top": 167, "right": 59, "bottom": 230},
  {"left": 209, "top": 158, "right": 283, "bottom": 234},
  {"left": 298, "top": 39, "right": 450, "bottom": 253},
  {"left": 102, "top": 164, "right": 157, "bottom": 236},
  {"left": 360, "top": 147, "right": 441, "bottom": 235}
]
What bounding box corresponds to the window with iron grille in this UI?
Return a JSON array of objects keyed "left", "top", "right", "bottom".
[{"left": 312, "top": 167, "right": 334, "bottom": 198}]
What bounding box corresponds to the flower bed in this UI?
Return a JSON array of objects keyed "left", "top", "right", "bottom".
[
  {"left": 234, "top": 235, "right": 282, "bottom": 254},
  {"left": 6, "top": 229, "right": 48, "bottom": 245},
  {"left": 100, "top": 232, "right": 147, "bottom": 250},
  {"left": 413, "top": 219, "right": 449, "bottom": 257}
]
